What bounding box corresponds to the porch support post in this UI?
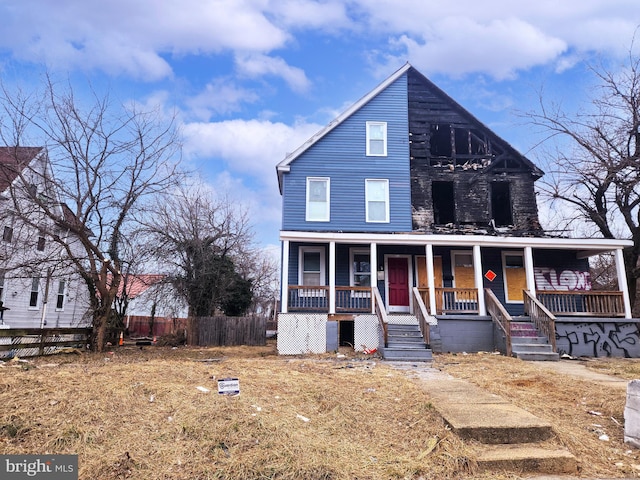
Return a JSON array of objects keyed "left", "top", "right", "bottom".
[
  {"left": 614, "top": 248, "right": 632, "bottom": 319},
  {"left": 370, "top": 242, "right": 377, "bottom": 314},
  {"left": 281, "top": 240, "right": 289, "bottom": 314},
  {"left": 524, "top": 246, "right": 536, "bottom": 299},
  {"left": 329, "top": 241, "right": 336, "bottom": 314},
  {"left": 473, "top": 245, "right": 486, "bottom": 316},
  {"left": 425, "top": 244, "right": 437, "bottom": 315}
]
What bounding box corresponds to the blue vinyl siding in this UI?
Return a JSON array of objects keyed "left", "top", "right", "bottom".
[{"left": 282, "top": 73, "right": 411, "bottom": 232}]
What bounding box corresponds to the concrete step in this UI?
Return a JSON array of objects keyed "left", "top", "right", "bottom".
[
  {"left": 475, "top": 444, "right": 577, "bottom": 474},
  {"left": 512, "top": 343, "right": 555, "bottom": 353},
  {"left": 387, "top": 342, "right": 430, "bottom": 350},
  {"left": 383, "top": 347, "right": 432, "bottom": 362},
  {"left": 511, "top": 336, "right": 549, "bottom": 344},
  {"left": 515, "top": 351, "right": 560, "bottom": 361},
  {"left": 387, "top": 334, "right": 424, "bottom": 343}
]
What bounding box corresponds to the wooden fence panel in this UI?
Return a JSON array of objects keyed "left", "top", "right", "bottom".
[
  {"left": 188, "top": 316, "right": 266, "bottom": 347},
  {"left": 0, "top": 328, "right": 92, "bottom": 358}
]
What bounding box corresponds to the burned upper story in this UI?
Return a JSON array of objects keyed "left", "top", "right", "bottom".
[{"left": 406, "top": 68, "right": 544, "bottom": 236}]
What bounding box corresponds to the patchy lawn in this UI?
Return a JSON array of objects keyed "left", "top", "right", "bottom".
[{"left": 1, "top": 344, "right": 639, "bottom": 479}]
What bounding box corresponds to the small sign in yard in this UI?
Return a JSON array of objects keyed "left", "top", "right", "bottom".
[{"left": 218, "top": 377, "right": 240, "bottom": 395}]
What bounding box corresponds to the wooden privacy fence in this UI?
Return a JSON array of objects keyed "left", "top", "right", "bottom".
[
  {"left": 187, "top": 316, "right": 266, "bottom": 347},
  {"left": 0, "top": 327, "right": 92, "bottom": 359}
]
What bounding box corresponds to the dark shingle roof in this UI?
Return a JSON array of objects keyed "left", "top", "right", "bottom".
[{"left": 0, "top": 146, "right": 43, "bottom": 192}]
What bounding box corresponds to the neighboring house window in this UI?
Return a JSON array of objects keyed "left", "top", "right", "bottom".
[
  {"left": 503, "top": 251, "right": 526, "bottom": 303},
  {"left": 298, "top": 246, "right": 326, "bottom": 291},
  {"left": 365, "top": 179, "right": 389, "bottom": 223},
  {"left": 306, "top": 177, "right": 330, "bottom": 222},
  {"left": 56, "top": 280, "right": 66, "bottom": 310},
  {"left": 366, "top": 121, "right": 387, "bottom": 156},
  {"left": 0, "top": 270, "right": 5, "bottom": 301},
  {"left": 2, "top": 226, "right": 13, "bottom": 243},
  {"left": 37, "top": 235, "right": 46, "bottom": 252},
  {"left": 29, "top": 277, "right": 40, "bottom": 308}
]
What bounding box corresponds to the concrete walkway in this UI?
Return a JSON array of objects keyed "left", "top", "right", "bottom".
[
  {"left": 387, "top": 360, "right": 634, "bottom": 476},
  {"left": 529, "top": 360, "right": 629, "bottom": 389}
]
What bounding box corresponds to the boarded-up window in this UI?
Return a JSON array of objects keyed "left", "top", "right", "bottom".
[
  {"left": 453, "top": 252, "right": 475, "bottom": 289},
  {"left": 503, "top": 252, "right": 526, "bottom": 303}
]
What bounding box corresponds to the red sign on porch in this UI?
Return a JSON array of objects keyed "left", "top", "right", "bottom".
[{"left": 484, "top": 270, "right": 497, "bottom": 282}]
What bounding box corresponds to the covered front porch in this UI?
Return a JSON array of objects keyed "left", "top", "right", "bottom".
[{"left": 279, "top": 230, "right": 634, "bottom": 319}]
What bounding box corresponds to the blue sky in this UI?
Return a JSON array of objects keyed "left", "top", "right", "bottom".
[{"left": 0, "top": 0, "right": 638, "bottom": 253}]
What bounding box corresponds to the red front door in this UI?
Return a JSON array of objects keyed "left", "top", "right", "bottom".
[{"left": 388, "top": 257, "right": 409, "bottom": 310}]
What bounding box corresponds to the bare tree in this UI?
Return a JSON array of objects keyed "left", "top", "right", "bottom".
[
  {"left": 140, "top": 184, "right": 258, "bottom": 317},
  {"left": 527, "top": 46, "right": 640, "bottom": 313},
  {"left": 0, "top": 76, "right": 182, "bottom": 350}
]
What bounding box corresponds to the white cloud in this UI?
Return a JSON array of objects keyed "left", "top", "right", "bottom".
[
  {"left": 0, "top": 0, "right": 290, "bottom": 80},
  {"left": 393, "top": 17, "right": 567, "bottom": 80},
  {"left": 182, "top": 118, "right": 322, "bottom": 181},
  {"left": 185, "top": 79, "right": 260, "bottom": 121},
  {"left": 235, "top": 54, "right": 311, "bottom": 93}
]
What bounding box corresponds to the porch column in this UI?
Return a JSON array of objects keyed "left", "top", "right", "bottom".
[
  {"left": 370, "top": 242, "right": 377, "bottom": 314},
  {"left": 425, "top": 244, "right": 437, "bottom": 315},
  {"left": 281, "top": 240, "right": 289, "bottom": 314},
  {"left": 329, "top": 241, "right": 336, "bottom": 314},
  {"left": 524, "top": 246, "right": 536, "bottom": 299},
  {"left": 615, "top": 248, "right": 632, "bottom": 319},
  {"left": 473, "top": 245, "right": 486, "bottom": 316}
]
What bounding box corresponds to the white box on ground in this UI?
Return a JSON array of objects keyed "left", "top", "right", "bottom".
[
  {"left": 218, "top": 378, "right": 240, "bottom": 395},
  {"left": 625, "top": 379, "right": 640, "bottom": 448}
]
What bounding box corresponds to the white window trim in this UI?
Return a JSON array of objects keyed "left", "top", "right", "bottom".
[
  {"left": 55, "top": 279, "right": 66, "bottom": 311},
  {"left": 502, "top": 250, "right": 525, "bottom": 304},
  {"left": 366, "top": 121, "right": 387, "bottom": 156},
  {"left": 298, "top": 246, "right": 326, "bottom": 297},
  {"left": 305, "top": 177, "right": 330, "bottom": 222},
  {"left": 365, "top": 178, "right": 390, "bottom": 223},
  {"left": 349, "top": 248, "right": 372, "bottom": 298},
  {"left": 28, "top": 277, "right": 40, "bottom": 310}
]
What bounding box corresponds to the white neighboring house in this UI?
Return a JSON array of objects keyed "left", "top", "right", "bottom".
[{"left": 0, "top": 147, "right": 90, "bottom": 329}]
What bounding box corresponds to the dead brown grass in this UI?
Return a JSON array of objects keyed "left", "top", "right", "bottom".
[
  {"left": 2, "top": 345, "right": 640, "bottom": 479},
  {"left": 0, "top": 344, "right": 477, "bottom": 480}
]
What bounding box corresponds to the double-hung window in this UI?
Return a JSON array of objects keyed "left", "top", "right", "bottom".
[
  {"left": 365, "top": 179, "right": 389, "bottom": 223},
  {"left": 366, "top": 122, "right": 387, "bottom": 156},
  {"left": 350, "top": 248, "right": 372, "bottom": 298},
  {"left": 29, "top": 277, "right": 40, "bottom": 308},
  {"left": 306, "top": 177, "right": 330, "bottom": 222},
  {"left": 56, "top": 280, "right": 66, "bottom": 310},
  {"left": 299, "top": 247, "right": 326, "bottom": 297}
]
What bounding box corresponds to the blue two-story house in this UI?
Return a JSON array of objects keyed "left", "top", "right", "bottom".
[{"left": 276, "top": 63, "right": 638, "bottom": 360}]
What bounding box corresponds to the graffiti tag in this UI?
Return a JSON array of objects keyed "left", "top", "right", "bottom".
[{"left": 534, "top": 267, "right": 591, "bottom": 291}]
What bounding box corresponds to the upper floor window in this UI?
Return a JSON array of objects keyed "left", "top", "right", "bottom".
[
  {"left": 366, "top": 122, "right": 387, "bottom": 156},
  {"left": 306, "top": 177, "right": 330, "bottom": 222},
  {"left": 37, "top": 235, "right": 46, "bottom": 252},
  {"left": 2, "top": 226, "right": 13, "bottom": 243},
  {"left": 365, "top": 179, "right": 389, "bottom": 223}
]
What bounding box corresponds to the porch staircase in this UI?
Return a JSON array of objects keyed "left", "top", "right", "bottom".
[
  {"left": 383, "top": 315, "right": 433, "bottom": 362},
  {"left": 510, "top": 318, "right": 559, "bottom": 362}
]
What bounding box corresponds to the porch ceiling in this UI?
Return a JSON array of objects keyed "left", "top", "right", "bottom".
[{"left": 280, "top": 230, "right": 632, "bottom": 254}]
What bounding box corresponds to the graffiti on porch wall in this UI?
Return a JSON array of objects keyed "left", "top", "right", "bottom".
[
  {"left": 556, "top": 322, "right": 640, "bottom": 358},
  {"left": 534, "top": 267, "right": 591, "bottom": 291}
]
